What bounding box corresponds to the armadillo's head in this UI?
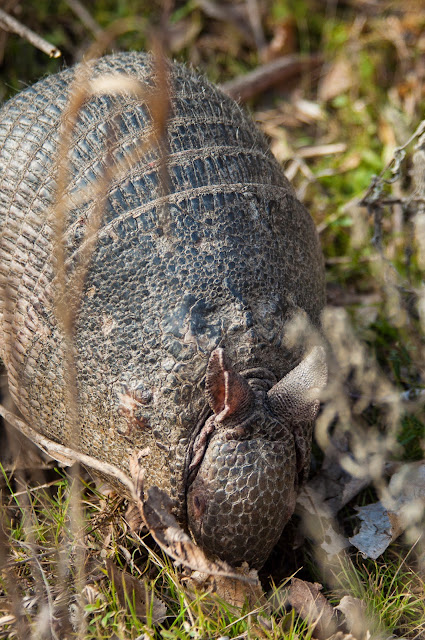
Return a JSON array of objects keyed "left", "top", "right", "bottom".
[{"left": 186, "top": 346, "right": 327, "bottom": 568}]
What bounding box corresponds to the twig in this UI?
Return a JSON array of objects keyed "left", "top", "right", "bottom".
[
  {"left": 63, "top": 0, "right": 102, "bottom": 37},
  {"left": 361, "top": 119, "right": 425, "bottom": 205},
  {"left": 196, "top": 0, "right": 253, "bottom": 44},
  {"left": 0, "top": 9, "right": 61, "bottom": 58},
  {"left": 219, "top": 53, "right": 323, "bottom": 101},
  {"left": 246, "top": 0, "right": 266, "bottom": 54}
]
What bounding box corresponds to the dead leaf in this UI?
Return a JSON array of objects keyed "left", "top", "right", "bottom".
[
  {"left": 125, "top": 501, "right": 145, "bottom": 532},
  {"left": 188, "top": 563, "right": 264, "bottom": 610},
  {"left": 212, "top": 564, "right": 264, "bottom": 609},
  {"left": 350, "top": 461, "right": 425, "bottom": 559},
  {"left": 288, "top": 578, "right": 338, "bottom": 640},
  {"left": 105, "top": 558, "right": 166, "bottom": 624},
  {"left": 349, "top": 502, "right": 399, "bottom": 559},
  {"left": 318, "top": 57, "right": 354, "bottom": 102}
]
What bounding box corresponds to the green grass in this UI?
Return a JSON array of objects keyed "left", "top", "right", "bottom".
[
  {"left": 332, "top": 551, "right": 425, "bottom": 638},
  {"left": 1, "top": 468, "right": 424, "bottom": 638},
  {"left": 0, "top": 470, "right": 322, "bottom": 638}
]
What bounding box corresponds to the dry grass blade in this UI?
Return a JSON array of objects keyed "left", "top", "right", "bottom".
[
  {"left": 64, "top": 0, "right": 102, "bottom": 38},
  {"left": 48, "top": 56, "right": 98, "bottom": 636},
  {"left": 149, "top": 36, "right": 171, "bottom": 233},
  {"left": 46, "top": 31, "right": 171, "bottom": 631}
]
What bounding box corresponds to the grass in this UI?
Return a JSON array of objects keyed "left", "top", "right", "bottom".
[
  {"left": 0, "top": 469, "right": 322, "bottom": 638},
  {"left": 1, "top": 1, "right": 425, "bottom": 638},
  {"left": 332, "top": 550, "right": 425, "bottom": 639}
]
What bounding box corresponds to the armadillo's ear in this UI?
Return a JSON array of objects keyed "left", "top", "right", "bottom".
[
  {"left": 267, "top": 346, "right": 327, "bottom": 423},
  {"left": 206, "top": 348, "right": 254, "bottom": 422}
]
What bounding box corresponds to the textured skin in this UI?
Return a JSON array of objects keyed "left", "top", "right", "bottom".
[
  {"left": 187, "top": 411, "right": 298, "bottom": 567},
  {"left": 0, "top": 52, "right": 325, "bottom": 567}
]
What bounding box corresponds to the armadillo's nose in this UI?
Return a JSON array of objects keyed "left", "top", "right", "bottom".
[{"left": 186, "top": 435, "right": 298, "bottom": 568}]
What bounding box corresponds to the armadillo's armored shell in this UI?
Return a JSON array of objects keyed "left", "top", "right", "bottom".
[{"left": 0, "top": 52, "right": 325, "bottom": 564}]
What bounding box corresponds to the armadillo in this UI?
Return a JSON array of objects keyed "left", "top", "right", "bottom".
[{"left": 0, "top": 51, "right": 326, "bottom": 568}]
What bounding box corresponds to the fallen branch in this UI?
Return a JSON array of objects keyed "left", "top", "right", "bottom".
[
  {"left": 219, "top": 53, "right": 322, "bottom": 102},
  {"left": 64, "top": 0, "right": 102, "bottom": 38},
  {"left": 0, "top": 9, "right": 61, "bottom": 58}
]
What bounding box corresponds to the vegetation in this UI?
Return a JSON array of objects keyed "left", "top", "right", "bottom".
[{"left": 1, "top": 1, "right": 424, "bottom": 638}]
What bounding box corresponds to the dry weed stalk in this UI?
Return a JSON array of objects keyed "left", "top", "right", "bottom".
[{"left": 51, "top": 34, "right": 170, "bottom": 636}]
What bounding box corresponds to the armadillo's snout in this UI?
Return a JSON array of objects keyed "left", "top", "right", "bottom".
[
  {"left": 187, "top": 435, "right": 297, "bottom": 568},
  {"left": 187, "top": 344, "right": 327, "bottom": 568}
]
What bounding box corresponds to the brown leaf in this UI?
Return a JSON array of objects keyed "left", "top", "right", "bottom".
[
  {"left": 128, "top": 448, "right": 150, "bottom": 498},
  {"left": 105, "top": 558, "right": 166, "bottom": 624},
  {"left": 188, "top": 563, "right": 264, "bottom": 610},
  {"left": 125, "top": 501, "right": 145, "bottom": 532},
  {"left": 288, "top": 578, "right": 338, "bottom": 640},
  {"left": 318, "top": 57, "right": 354, "bottom": 102}
]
